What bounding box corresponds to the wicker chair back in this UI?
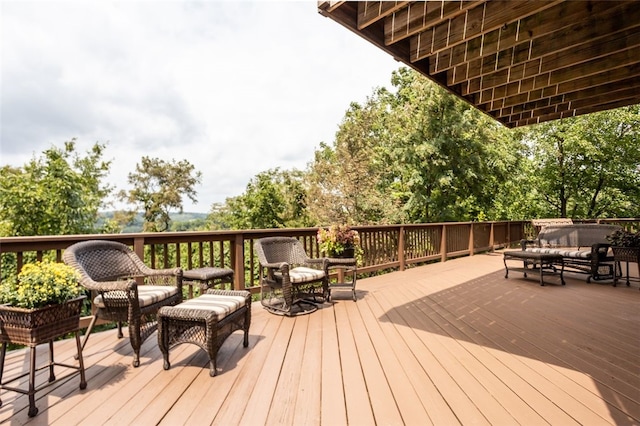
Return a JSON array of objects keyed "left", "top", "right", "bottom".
[{"left": 254, "top": 236, "right": 313, "bottom": 266}]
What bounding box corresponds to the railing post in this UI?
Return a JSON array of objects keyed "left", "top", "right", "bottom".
[
  {"left": 133, "top": 237, "right": 145, "bottom": 262},
  {"left": 133, "top": 237, "right": 145, "bottom": 286},
  {"left": 489, "top": 222, "right": 495, "bottom": 251},
  {"left": 469, "top": 223, "right": 475, "bottom": 256},
  {"left": 440, "top": 224, "right": 447, "bottom": 263},
  {"left": 233, "top": 233, "right": 245, "bottom": 290},
  {"left": 398, "top": 226, "right": 405, "bottom": 271}
]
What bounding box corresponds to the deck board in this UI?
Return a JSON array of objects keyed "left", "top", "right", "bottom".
[{"left": 1, "top": 252, "right": 638, "bottom": 425}]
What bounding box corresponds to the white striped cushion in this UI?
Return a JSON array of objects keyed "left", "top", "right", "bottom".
[
  {"left": 526, "top": 247, "right": 591, "bottom": 259},
  {"left": 275, "top": 266, "right": 325, "bottom": 283},
  {"left": 174, "top": 293, "right": 246, "bottom": 320},
  {"left": 94, "top": 285, "right": 179, "bottom": 308}
]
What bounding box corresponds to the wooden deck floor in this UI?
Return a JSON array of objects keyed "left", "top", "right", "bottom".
[{"left": 2, "top": 252, "right": 639, "bottom": 425}]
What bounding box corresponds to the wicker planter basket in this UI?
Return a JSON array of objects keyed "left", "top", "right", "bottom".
[
  {"left": 328, "top": 247, "right": 355, "bottom": 259},
  {"left": 0, "top": 296, "right": 85, "bottom": 346}
]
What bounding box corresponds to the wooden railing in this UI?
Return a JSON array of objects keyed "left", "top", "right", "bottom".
[
  {"left": 0, "top": 221, "right": 530, "bottom": 290},
  {"left": 1, "top": 218, "right": 638, "bottom": 328}
]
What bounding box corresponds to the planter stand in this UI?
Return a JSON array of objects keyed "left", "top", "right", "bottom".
[
  {"left": 0, "top": 297, "right": 87, "bottom": 417},
  {"left": 613, "top": 246, "right": 640, "bottom": 288}
]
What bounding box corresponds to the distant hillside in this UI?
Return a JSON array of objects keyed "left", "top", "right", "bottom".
[{"left": 98, "top": 212, "right": 208, "bottom": 233}]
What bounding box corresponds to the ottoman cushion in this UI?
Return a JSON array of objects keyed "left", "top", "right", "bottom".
[{"left": 173, "top": 293, "right": 247, "bottom": 321}]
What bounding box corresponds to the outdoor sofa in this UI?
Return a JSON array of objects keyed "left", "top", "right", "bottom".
[{"left": 521, "top": 223, "right": 622, "bottom": 282}]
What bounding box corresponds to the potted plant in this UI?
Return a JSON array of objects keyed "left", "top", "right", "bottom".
[
  {"left": 0, "top": 260, "right": 86, "bottom": 345},
  {"left": 607, "top": 229, "right": 640, "bottom": 287},
  {"left": 317, "top": 224, "right": 363, "bottom": 260},
  {"left": 607, "top": 229, "right": 640, "bottom": 260}
]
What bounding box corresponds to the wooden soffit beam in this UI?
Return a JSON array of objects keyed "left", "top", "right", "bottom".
[{"left": 319, "top": 1, "right": 640, "bottom": 127}]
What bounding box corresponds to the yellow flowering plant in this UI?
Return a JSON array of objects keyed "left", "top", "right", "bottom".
[{"left": 0, "top": 260, "right": 84, "bottom": 309}]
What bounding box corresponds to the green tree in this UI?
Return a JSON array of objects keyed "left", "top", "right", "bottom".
[
  {"left": 211, "top": 168, "right": 312, "bottom": 230},
  {"left": 525, "top": 105, "right": 640, "bottom": 218},
  {"left": 119, "top": 157, "right": 202, "bottom": 232},
  {"left": 308, "top": 91, "right": 402, "bottom": 225},
  {"left": 379, "top": 68, "right": 523, "bottom": 222},
  {"left": 0, "top": 139, "right": 112, "bottom": 236}
]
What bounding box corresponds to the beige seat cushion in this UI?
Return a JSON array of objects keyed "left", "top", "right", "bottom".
[
  {"left": 173, "top": 293, "right": 247, "bottom": 320},
  {"left": 275, "top": 266, "right": 325, "bottom": 283},
  {"left": 526, "top": 247, "right": 591, "bottom": 259},
  {"left": 94, "top": 285, "right": 180, "bottom": 309}
]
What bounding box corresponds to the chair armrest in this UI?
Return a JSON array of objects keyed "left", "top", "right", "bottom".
[
  {"left": 145, "top": 267, "right": 182, "bottom": 276},
  {"left": 592, "top": 243, "right": 612, "bottom": 259},
  {"left": 262, "top": 261, "right": 288, "bottom": 270},
  {"left": 306, "top": 258, "right": 328, "bottom": 268},
  {"left": 81, "top": 279, "right": 136, "bottom": 293}
]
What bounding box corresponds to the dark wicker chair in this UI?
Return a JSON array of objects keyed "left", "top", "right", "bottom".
[
  {"left": 254, "top": 237, "right": 328, "bottom": 316},
  {"left": 63, "top": 240, "right": 183, "bottom": 367}
]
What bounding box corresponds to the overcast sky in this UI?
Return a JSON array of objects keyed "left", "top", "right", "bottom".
[{"left": 1, "top": 0, "right": 401, "bottom": 213}]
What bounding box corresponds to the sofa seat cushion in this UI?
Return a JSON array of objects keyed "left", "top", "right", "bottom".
[{"left": 526, "top": 247, "right": 591, "bottom": 259}]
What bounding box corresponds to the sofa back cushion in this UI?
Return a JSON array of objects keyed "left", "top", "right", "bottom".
[{"left": 537, "top": 224, "right": 621, "bottom": 248}]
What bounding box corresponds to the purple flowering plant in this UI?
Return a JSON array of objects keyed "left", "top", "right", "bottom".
[{"left": 317, "top": 224, "right": 362, "bottom": 258}]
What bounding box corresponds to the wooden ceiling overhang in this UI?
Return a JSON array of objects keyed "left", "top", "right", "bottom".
[{"left": 318, "top": 1, "right": 640, "bottom": 128}]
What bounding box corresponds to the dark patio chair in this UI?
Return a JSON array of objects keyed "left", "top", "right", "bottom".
[
  {"left": 254, "top": 237, "right": 328, "bottom": 316},
  {"left": 63, "top": 240, "right": 182, "bottom": 367}
]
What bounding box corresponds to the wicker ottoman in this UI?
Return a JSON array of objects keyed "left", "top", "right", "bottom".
[{"left": 157, "top": 289, "right": 251, "bottom": 377}]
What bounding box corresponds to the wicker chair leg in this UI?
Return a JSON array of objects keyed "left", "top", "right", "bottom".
[
  {"left": 129, "top": 333, "right": 141, "bottom": 367},
  {"left": 75, "top": 333, "right": 87, "bottom": 390},
  {"left": 128, "top": 319, "right": 142, "bottom": 367},
  {"left": 243, "top": 311, "right": 250, "bottom": 348},
  {"left": 76, "top": 314, "right": 98, "bottom": 360},
  {"left": 208, "top": 358, "right": 217, "bottom": 377}
]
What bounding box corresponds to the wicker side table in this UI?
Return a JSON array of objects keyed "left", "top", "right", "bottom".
[
  {"left": 0, "top": 296, "right": 87, "bottom": 417},
  {"left": 157, "top": 289, "right": 250, "bottom": 377},
  {"left": 326, "top": 258, "right": 357, "bottom": 301},
  {"left": 182, "top": 267, "right": 234, "bottom": 298},
  {"left": 612, "top": 246, "right": 640, "bottom": 288}
]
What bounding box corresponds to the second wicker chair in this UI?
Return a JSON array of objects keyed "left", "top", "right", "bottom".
[{"left": 254, "top": 237, "right": 328, "bottom": 316}]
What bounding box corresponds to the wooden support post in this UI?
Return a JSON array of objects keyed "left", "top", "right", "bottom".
[
  {"left": 233, "top": 234, "right": 245, "bottom": 290},
  {"left": 440, "top": 225, "right": 447, "bottom": 263},
  {"left": 469, "top": 223, "right": 475, "bottom": 256},
  {"left": 398, "top": 226, "right": 405, "bottom": 271},
  {"left": 489, "top": 222, "right": 495, "bottom": 251}
]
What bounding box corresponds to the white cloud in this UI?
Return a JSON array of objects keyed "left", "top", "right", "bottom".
[{"left": 1, "top": 0, "right": 400, "bottom": 212}]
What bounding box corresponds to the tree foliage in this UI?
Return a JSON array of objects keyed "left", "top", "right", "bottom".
[
  {"left": 308, "top": 68, "right": 526, "bottom": 224},
  {"left": 525, "top": 105, "right": 640, "bottom": 218},
  {"left": 308, "top": 91, "right": 400, "bottom": 225},
  {"left": 119, "top": 157, "right": 202, "bottom": 232},
  {"left": 0, "top": 139, "right": 113, "bottom": 236},
  {"left": 210, "top": 168, "right": 312, "bottom": 230},
  {"left": 223, "top": 68, "right": 638, "bottom": 229}
]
